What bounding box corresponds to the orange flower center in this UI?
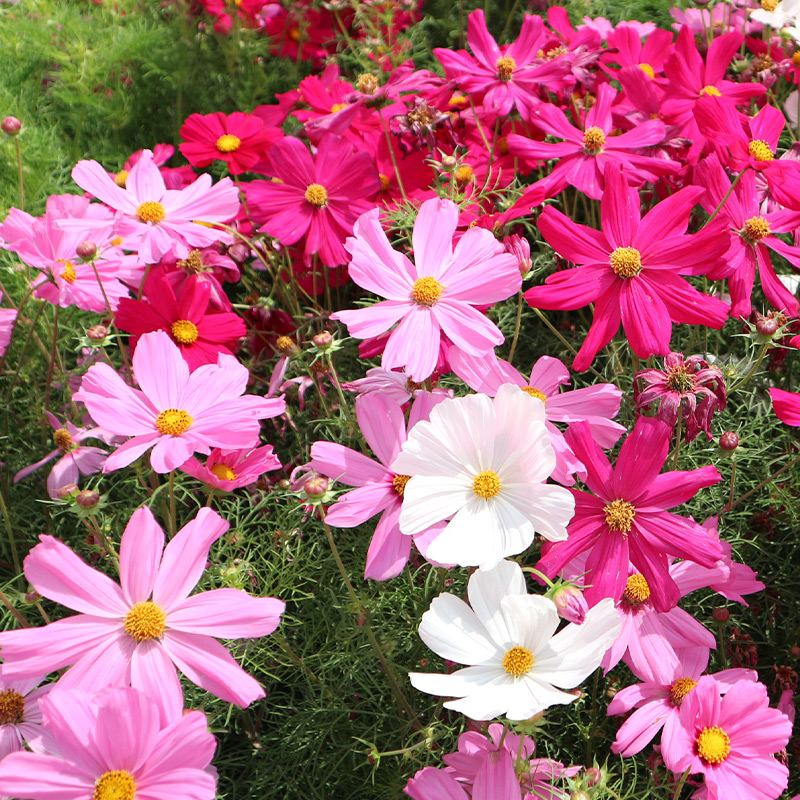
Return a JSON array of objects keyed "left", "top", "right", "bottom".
[
  {"left": 695, "top": 726, "right": 731, "bottom": 765},
  {"left": 305, "top": 183, "right": 328, "bottom": 207},
  {"left": 761, "top": 0, "right": 779, "bottom": 10},
  {"left": 210, "top": 464, "right": 237, "bottom": 481},
  {"left": 124, "top": 601, "right": 167, "bottom": 641},
  {"left": 155, "top": 408, "right": 193, "bottom": 436},
  {"left": 216, "top": 134, "right": 241, "bottom": 153},
  {"left": 583, "top": 126, "right": 606, "bottom": 154},
  {"left": 605, "top": 499, "right": 635, "bottom": 532},
  {"left": 670, "top": 677, "right": 698, "bottom": 706},
  {"left": 742, "top": 215, "right": 772, "bottom": 244},
  {"left": 60, "top": 261, "right": 77, "bottom": 283},
  {"left": 411, "top": 276, "right": 444, "bottom": 305},
  {"left": 136, "top": 201, "right": 166, "bottom": 223},
  {"left": 623, "top": 573, "right": 651, "bottom": 605},
  {"left": 53, "top": 427, "right": 76, "bottom": 452},
  {"left": 171, "top": 319, "right": 199, "bottom": 345},
  {"left": 0, "top": 688, "right": 25, "bottom": 725},
  {"left": 454, "top": 164, "right": 474, "bottom": 183},
  {"left": 748, "top": 139, "right": 774, "bottom": 162},
  {"left": 93, "top": 770, "right": 136, "bottom": 800},
  {"left": 378, "top": 173, "right": 391, "bottom": 192},
  {"left": 609, "top": 246, "right": 642, "bottom": 278},
  {"left": 392, "top": 474, "right": 411, "bottom": 496},
  {"left": 496, "top": 55, "right": 516, "bottom": 79}
]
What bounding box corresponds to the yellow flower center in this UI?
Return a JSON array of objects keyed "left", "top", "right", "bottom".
[
  {"left": 666, "top": 363, "right": 696, "bottom": 394},
  {"left": 623, "top": 573, "right": 651, "bottom": 605},
  {"left": 330, "top": 103, "right": 347, "bottom": 113},
  {"left": 378, "top": 173, "right": 391, "bottom": 192},
  {"left": 639, "top": 63, "right": 655, "bottom": 79},
  {"left": 670, "top": 677, "right": 698, "bottom": 706},
  {"left": 176, "top": 250, "right": 204, "bottom": 274},
  {"left": 609, "top": 246, "right": 643, "bottom": 278},
  {"left": 170, "top": 319, "right": 199, "bottom": 345},
  {"left": 53, "top": 428, "right": 76, "bottom": 452},
  {"left": 496, "top": 55, "right": 516, "bottom": 79},
  {"left": 392, "top": 474, "right": 411, "bottom": 496},
  {"left": 748, "top": 139, "right": 775, "bottom": 162},
  {"left": 743, "top": 215, "right": 772, "bottom": 244},
  {"left": 61, "top": 261, "right": 77, "bottom": 283},
  {"left": 454, "top": 164, "right": 474, "bottom": 183},
  {"left": 93, "top": 770, "right": 137, "bottom": 800},
  {"left": 604, "top": 499, "right": 636, "bottom": 533},
  {"left": 583, "top": 126, "right": 606, "bottom": 154},
  {"left": 304, "top": 183, "right": 328, "bottom": 207},
  {"left": 411, "top": 276, "right": 444, "bottom": 305},
  {"left": 472, "top": 470, "right": 501, "bottom": 499},
  {"left": 210, "top": 464, "right": 237, "bottom": 481},
  {"left": 114, "top": 170, "right": 129, "bottom": 188},
  {"left": 521, "top": 387, "right": 547, "bottom": 402},
  {"left": 155, "top": 408, "right": 193, "bottom": 436},
  {"left": 695, "top": 726, "right": 731, "bottom": 765},
  {"left": 136, "top": 201, "right": 166, "bottom": 224},
  {"left": 502, "top": 645, "right": 534, "bottom": 677},
  {"left": 216, "top": 134, "right": 241, "bottom": 153},
  {"left": 761, "top": 0, "right": 779, "bottom": 10},
  {"left": 700, "top": 85, "right": 722, "bottom": 96},
  {"left": 356, "top": 73, "right": 379, "bottom": 94},
  {"left": 0, "top": 688, "right": 25, "bottom": 725},
  {"left": 110, "top": 236, "right": 123, "bottom": 246},
  {"left": 276, "top": 335, "right": 295, "bottom": 353},
  {"left": 124, "top": 601, "right": 167, "bottom": 641}
]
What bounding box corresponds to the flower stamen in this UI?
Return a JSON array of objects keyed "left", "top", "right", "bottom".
[
  {"left": 392, "top": 474, "right": 411, "bottom": 496},
  {"left": 472, "top": 470, "right": 501, "bottom": 499},
  {"left": 53, "top": 428, "right": 76, "bottom": 452},
  {"left": 695, "top": 726, "right": 731, "bottom": 765},
  {"left": 609, "top": 247, "right": 642, "bottom": 278},
  {"left": 0, "top": 688, "right": 25, "bottom": 725},
  {"left": 210, "top": 464, "right": 237, "bottom": 481},
  {"left": 521, "top": 387, "right": 547, "bottom": 402},
  {"left": 583, "top": 126, "right": 606, "bottom": 154},
  {"left": 93, "top": 770, "right": 137, "bottom": 800},
  {"left": 670, "top": 677, "right": 698, "bottom": 706},
  {"left": 61, "top": 261, "right": 77, "bottom": 283},
  {"left": 623, "top": 573, "right": 651, "bottom": 605},
  {"left": 171, "top": 319, "right": 199, "bottom": 345},
  {"left": 216, "top": 134, "right": 241, "bottom": 153},
  {"left": 304, "top": 183, "right": 328, "bottom": 207},
  {"left": 639, "top": 63, "right": 655, "bottom": 79},
  {"left": 748, "top": 139, "right": 775, "bottom": 162},
  {"left": 496, "top": 55, "right": 516, "bottom": 79},
  {"left": 502, "top": 645, "right": 534, "bottom": 677},
  {"left": 700, "top": 85, "right": 721, "bottom": 96},
  {"left": 124, "top": 601, "right": 167, "bottom": 641},
  {"left": 155, "top": 408, "right": 193, "bottom": 436},
  {"left": 411, "top": 276, "right": 444, "bottom": 305},
  {"left": 136, "top": 201, "right": 166, "bottom": 224},
  {"left": 604, "top": 499, "right": 636, "bottom": 532}
]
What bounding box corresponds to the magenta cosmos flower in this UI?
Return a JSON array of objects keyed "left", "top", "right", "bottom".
[
  {"left": 0, "top": 687, "right": 217, "bottom": 800},
  {"left": 73, "top": 330, "right": 285, "bottom": 473},
  {"left": 0, "top": 505, "right": 285, "bottom": 712},
  {"left": 508, "top": 83, "right": 679, "bottom": 200},
  {"left": 68, "top": 149, "right": 240, "bottom": 264},
  {"left": 525, "top": 164, "right": 729, "bottom": 372},
  {"left": 331, "top": 198, "right": 521, "bottom": 382},
  {"left": 433, "top": 9, "right": 569, "bottom": 120},
  {"left": 537, "top": 416, "right": 722, "bottom": 612},
  {"left": 661, "top": 676, "right": 791, "bottom": 800},
  {"left": 180, "top": 444, "right": 281, "bottom": 491},
  {"left": 245, "top": 133, "right": 381, "bottom": 266},
  {"left": 179, "top": 110, "right": 282, "bottom": 174}
]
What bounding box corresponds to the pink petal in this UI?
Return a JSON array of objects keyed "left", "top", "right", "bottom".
[
  {"left": 309, "top": 441, "right": 388, "bottom": 487},
  {"left": 167, "top": 589, "right": 284, "bottom": 638},
  {"left": 0, "top": 752, "right": 91, "bottom": 800},
  {"left": 356, "top": 393, "right": 406, "bottom": 467},
  {"left": 132, "top": 331, "right": 190, "bottom": 410},
  {"left": 130, "top": 641, "right": 184, "bottom": 726},
  {"left": 119, "top": 507, "right": 165, "bottom": 606},
  {"left": 412, "top": 197, "right": 458, "bottom": 279},
  {"left": 364, "top": 502, "right": 410, "bottom": 580}
]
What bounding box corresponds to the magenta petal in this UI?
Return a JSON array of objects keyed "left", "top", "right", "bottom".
[
  {"left": 639, "top": 465, "right": 721, "bottom": 511},
  {"left": 119, "top": 506, "right": 165, "bottom": 606},
  {"left": 612, "top": 417, "right": 669, "bottom": 504}
]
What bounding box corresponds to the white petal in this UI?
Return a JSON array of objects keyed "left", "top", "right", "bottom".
[
  {"left": 503, "top": 483, "right": 574, "bottom": 542},
  {"left": 409, "top": 664, "right": 505, "bottom": 701},
  {"left": 418, "top": 594, "right": 498, "bottom": 664},
  {"left": 501, "top": 595, "right": 560, "bottom": 655},
  {"left": 466, "top": 560, "right": 527, "bottom": 646},
  {"left": 505, "top": 675, "right": 578, "bottom": 720},
  {"left": 398, "top": 476, "right": 470, "bottom": 535}
]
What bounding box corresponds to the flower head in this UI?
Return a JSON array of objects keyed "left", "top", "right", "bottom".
[{"left": 180, "top": 444, "right": 281, "bottom": 491}]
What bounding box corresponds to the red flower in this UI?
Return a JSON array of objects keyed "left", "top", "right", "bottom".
[
  {"left": 114, "top": 275, "right": 245, "bottom": 370},
  {"left": 179, "top": 112, "right": 282, "bottom": 175}
]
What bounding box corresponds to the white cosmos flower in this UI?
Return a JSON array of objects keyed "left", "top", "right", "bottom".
[
  {"left": 751, "top": 0, "right": 800, "bottom": 27},
  {"left": 391, "top": 383, "right": 575, "bottom": 567},
  {"left": 408, "top": 560, "right": 621, "bottom": 721}
]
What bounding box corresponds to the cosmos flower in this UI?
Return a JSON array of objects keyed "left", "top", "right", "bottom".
[{"left": 180, "top": 444, "right": 281, "bottom": 491}]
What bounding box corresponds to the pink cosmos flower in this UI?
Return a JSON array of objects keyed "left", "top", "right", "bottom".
[
  {"left": 68, "top": 149, "right": 240, "bottom": 264},
  {"left": 507, "top": 83, "right": 680, "bottom": 200},
  {"left": 0, "top": 292, "right": 16, "bottom": 358},
  {"left": 633, "top": 352, "right": 727, "bottom": 443},
  {"left": 608, "top": 651, "right": 756, "bottom": 758},
  {"left": 343, "top": 367, "right": 452, "bottom": 405},
  {"left": 601, "top": 24, "right": 673, "bottom": 80},
  {"left": 73, "top": 330, "right": 285, "bottom": 473},
  {"left": 449, "top": 353, "right": 625, "bottom": 485},
  {"left": 309, "top": 393, "right": 447, "bottom": 580},
  {"left": 13, "top": 412, "right": 108, "bottom": 499},
  {"left": 180, "top": 444, "right": 281, "bottom": 491},
  {"left": 536, "top": 416, "right": 722, "bottom": 612},
  {"left": 524, "top": 164, "right": 729, "bottom": 371},
  {"left": 661, "top": 676, "right": 791, "bottom": 800},
  {"left": 245, "top": 133, "right": 381, "bottom": 267},
  {"left": 331, "top": 198, "right": 521, "bottom": 382},
  {"left": 0, "top": 505, "right": 285, "bottom": 713},
  {"left": 0, "top": 671, "right": 50, "bottom": 761},
  {"left": 434, "top": 9, "right": 570, "bottom": 120},
  {"left": 154, "top": 246, "right": 241, "bottom": 312},
  {"left": 770, "top": 386, "right": 800, "bottom": 428},
  {"left": 0, "top": 687, "right": 217, "bottom": 800}
]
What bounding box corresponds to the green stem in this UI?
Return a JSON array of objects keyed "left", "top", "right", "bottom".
[
  {"left": 703, "top": 167, "right": 749, "bottom": 227},
  {"left": 672, "top": 412, "right": 682, "bottom": 469},
  {"left": 722, "top": 452, "right": 800, "bottom": 513},
  {"left": 14, "top": 138, "right": 23, "bottom": 210},
  {"left": 0, "top": 587, "right": 30, "bottom": 628},
  {"left": 671, "top": 767, "right": 691, "bottom": 800},
  {"left": 532, "top": 308, "right": 607, "bottom": 383},
  {"left": 379, "top": 111, "right": 407, "bottom": 203},
  {"left": 728, "top": 342, "right": 769, "bottom": 394},
  {"left": 0, "top": 489, "right": 21, "bottom": 575},
  {"left": 168, "top": 471, "right": 177, "bottom": 538}
]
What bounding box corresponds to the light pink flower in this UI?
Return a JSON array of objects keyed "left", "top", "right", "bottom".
[
  {"left": 67, "top": 149, "right": 240, "bottom": 264},
  {"left": 73, "top": 330, "right": 285, "bottom": 473},
  {"left": 332, "top": 198, "right": 521, "bottom": 382},
  {"left": 180, "top": 444, "right": 281, "bottom": 491},
  {"left": 0, "top": 506, "right": 285, "bottom": 714},
  {"left": 0, "top": 292, "right": 16, "bottom": 358},
  {"left": 343, "top": 367, "right": 452, "bottom": 406},
  {"left": 0, "top": 687, "right": 217, "bottom": 800},
  {"left": 0, "top": 671, "right": 51, "bottom": 761}
]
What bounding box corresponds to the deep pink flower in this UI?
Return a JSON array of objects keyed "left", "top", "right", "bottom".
[
  {"left": 507, "top": 83, "right": 680, "bottom": 200},
  {"left": 180, "top": 444, "right": 281, "bottom": 491},
  {"left": 245, "top": 133, "right": 381, "bottom": 266},
  {"left": 524, "top": 164, "right": 729, "bottom": 371},
  {"left": 180, "top": 111, "right": 282, "bottom": 174},
  {"left": 114, "top": 275, "right": 246, "bottom": 370},
  {"left": 153, "top": 246, "right": 241, "bottom": 312},
  {"left": 661, "top": 676, "right": 791, "bottom": 800},
  {"left": 770, "top": 386, "right": 800, "bottom": 428},
  {"left": 309, "top": 393, "right": 446, "bottom": 580},
  {"left": 601, "top": 24, "right": 674, "bottom": 80},
  {"left": 536, "top": 416, "right": 722, "bottom": 612},
  {"left": 0, "top": 506, "right": 285, "bottom": 713},
  {"left": 73, "top": 330, "right": 285, "bottom": 473},
  {"left": 634, "top": 352, "right": 727, "bottom": 443},
  {"left": 331, "top": 198, "right": 520, "bottom": 382},
  {"left": 67, "top": 149, "right": 240, "bottom": 264},
  {"left": 0, "top": 687, "right": 217, "bottom": 800},
  {"left": 434, "top": 9, "right": 570, "bottom": 120}
]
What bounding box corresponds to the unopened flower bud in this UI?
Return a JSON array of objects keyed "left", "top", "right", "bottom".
[
  {"left": 56, "top": 483, "right": 80, "bottom": 500},
  {"left": 2, "top": 116, "right": 21, "bottom": 135},
  {"left": 439, "top": 155, "right": 458, "bottom": 173},
  {"left": 277, "top": 478, "right": 291, "bottom": 490},
  {"left": 585, "top": 767, "right": 602, "bottom": 787},
  {"left": 75, "top": 489, "right": 100, "bottom": 508},
  {"left": 25, "top": 589, "right": 41, "bottom": 603},
  {"left": 719, "top": 431, "right": 739, "bottom": 451},
  {"left": 756, "top": 316, "right": 780, "bottom": 337},
  {"left": 570, "top": 792, "right": 590, "bottom": 800},
  {"left": 790, "top": 645, "right": 800, "bottom": 658},
  {"left": 713, "top": 607, "right": 730, "bottom": 622},
  {"left": 76, "top": 240, "right": 96, "bottom": 259},
  {"left": 87, "top": 324, "right": 108, "bottom": 341},
  {"left": 304, "top": 476, "right": 329, "bottom": 498},
  {"left": 312, "top": 331, "right": 333, "bottom": 349},
  {"left": 228, "top": 242, "right": 250, "bottom": 262},
  {"left": 551, "top": 584, "right": 588, "bottom": 624}
]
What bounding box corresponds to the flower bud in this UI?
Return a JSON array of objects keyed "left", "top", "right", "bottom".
[
  {"left": 584, "top": 767, "right": 602, "bottom": 788},
  {"left": 312, "top": 331, "right": 333, "bottom": 349},
  {"left": 87, "top": 324, "right": 108, "bottom": 341},
  {"left": 55, "top": 483, "right": 80, "bottom": 500},
  {"left": 719, "top": 431, "right": 739, "bottom": 451},
  {"left": 304, "top": 476, "right": 329, "bottom": 499},
  {"left": 228, "top": 242, "right": 250, "bottom": 262},
  {"left": 75, "top": 489, "right": 100, "bottom": 508},
  {"left": 277, "top": 478, "right": 291, "bottom": 490},
  {"left": 756, "top": 316, "right": 780, "bottom": 337},
  {"left": 713, "top": 607, "right": 730, "bottom": 623},
  {"left": 2, "top": 116, "right": 21, "bottom": 135},
  {"left": 503, "top": 234, "right": 532, "bottom": 276},
  {"left": 439, "top": 155, "right": 458, "bottom": 173},
  {"left": 790, "top": 645, "right": 800, "bottom": 658},
  {"left": 76, "top": 240, "right": 97, "bottom": 259},
  {"left": 551, "top": 584, "right": 588, "bottom": 624},
  {"left": 570, "top": 792, "right": 590, "bottom": 800}
]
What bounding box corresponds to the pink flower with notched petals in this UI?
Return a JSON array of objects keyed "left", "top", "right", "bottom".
[
  {"left": 536, "top": 416, "right": 723, "bottom": 613},
  {"left": 180, "top": 444, "right": 281, "bottom": 491},
  {"left": 0, "top": 687, "right": 218, "bottom": 800},
  {"left": 331, "top": 198, "right": 521, "bottom": 382},
  {"left": 67, "top": 149, "right": 240, "bottom": 264},
  {"left": 0, "top": 505, "right": 285, "bottom": 716},
  {"left": 73, "top": 330, "right": 285, "bottom": 473},
  {"left": 525, "top": 164, "right": 729, "bottom": 372},
  {"left": 0, "top": 670, "right": 50, "bottom": 761}
]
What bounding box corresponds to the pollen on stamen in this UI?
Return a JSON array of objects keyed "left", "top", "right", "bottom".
[
  {"left": 392, "top": 474, "right": 411, "bottom": 496},
  {"left": 124, "top": 601, "right": 167, "bottom": 641},
  {"left": 496, "top": 55, "right": 516, "bottom": 79},
  {"left": 454, "top": 164, "right": 474, "bottom": 183},
  {"left": 210, "top": 464, "right": 237, "bottom": 481},
  {"left": 60, "top": 261, "right": 78, "bottom": 283},
  {"left": 669, "top": 677, "right": 698, "bottom": 706},
  {"left": 521, "top": 387, "right": 547, "bottom": 403},
  {"left": 378, "top": 173, "right": 391, "bottom": 192},
  {"left": 502, "top": 645, "right": 534, "bottom": 677},
  {"left": 171, "top": 319, "right": 199, "bottom": 345},
  {"left": 114, "top": 169, "right": 129, "bottom": 188},
  {"left": 472, "top": 470, "right": 501, "bottom": 499},
  {"left": 742, "top": 216, "right": 771, "bottom": 244},
  {"left": 604, "top": 499, "right": 636, "bottom": 532},
  {"left": 136, "top": 201, "right": 166, "bottom": 224},
  {"left": 695, "top": 726, "right": 731, "bottom": 765},
  {"left": 583, "top": 126, "right": 606, "bottom": 154},
  {"left": 623, "top": 574, "right": 651, "bottom": 605},
  {"left": 411, "top": 276, "right": 444, "bottom": 306},
  {"left": 609, "top": 246, "right": 642, "bottom": 278},
  {"left": 761, "top": 0, "right": 779, "bottom": 10},
  {"left": 666, "top": 363, "right": 696, "bottom": 394},
  {"left": 700, "top": 85, "right": 722, "bottom": 96},
  {"left": 177, "top": 250, "right": 205, "bottom": 274},
  {"left": 53, "top": 428, "right": 76, "bottom": 452},
  {"left": 330, "top": 103, "right": 348, "bottom": 113},
  {"left": 639, "top": 63, "right": 655, "bottom": 79},
  {"left": 356, "top": 73, "right": 379, "bottom": 95},
  {"left": 155, "top": 408, "right": 193, "bottom": 436},
  {"left": 748, "top": 139, "right": 775, "bottom": 162},
  {"left": 216, "top": 134, "right": 241, "bottom": 153},
  {"left": 0, "top": 688, "right": 25, "bottom": 725},
  {"left": 93, "top": 770, "right": 137, "bottom": 800},
  {"left": 305, "top": 183, "right": 328, "bottom": 207}
]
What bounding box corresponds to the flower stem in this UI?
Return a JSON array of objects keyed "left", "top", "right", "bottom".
[
  {"left": 168, "top": 470, "right": 177, "bottom": 539},
  {"left": 672, "top": 412, "right": 683, "bottom": 469},
  {"left": 13, "top": 138, "right": 23, "bottom": 210},
  {"left": 0, "top": 586, "right": 30, "bottom": 628},
  {"left": 671, "top": 767, "right": 691, "bottom": 800},
  {"left": 728, "top": 342, "right": 769, "bottom": 394},
  {"left": 703, "top": 167, "right": 749, "bottom": 227},
  {"left": 722, "top": 452, "right": 800, "bottom": 513},
  {"left": 508, "top": 290, "right": 524, "bottom": 365},
  {"left": 0, "top": 486, "right": 22, "bottom": 576}
]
